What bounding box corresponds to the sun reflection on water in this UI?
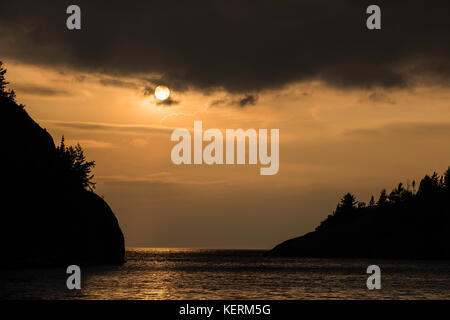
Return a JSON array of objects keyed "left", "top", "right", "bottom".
[{"left": 2, "top": 248, "right": 450, "bottom": 300}]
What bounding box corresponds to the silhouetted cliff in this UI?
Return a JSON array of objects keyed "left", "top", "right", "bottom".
[
  {"left": 0, "top": 70, "right": 125, "bottom": 267},
  {"left": 268, "top": 169, "right": 450, "bottom": 259}
]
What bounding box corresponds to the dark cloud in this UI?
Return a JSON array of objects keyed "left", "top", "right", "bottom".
[
  {"left": 210, "top": 99, "right": 228, "bottom": 107},
  {"left": 0, "top": 1, "right": 449, "bottom": 93},
  {"left": 143, "top": 86, "right": 155, "bottom": 97},
  {"left": 236, "top": 94, "right": 258, "bottom": 107},
  {"left": 156, "top": 97, "right": 179, "bottom": 106},
  {"left": 365, "top": 91, "right": 396, "bottom": 104},
  {"left": 210, "top": 94, "right": 258, "bottom": 107}
]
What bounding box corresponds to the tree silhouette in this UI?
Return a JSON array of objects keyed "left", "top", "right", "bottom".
[
  {"left": 444, "top": 167, "right": 450, "bottom": 191},
  {"left": 336, "top": 193, "right": 358, "bottom": 214},
  {"left": 1, "top": 62, "right": 125, "bottom": 267},
  {"left": 377, "top": 189, "right": 388, "bottom": 205},
  {"left": 0, "top": 61, "right": 16, "bottom": 101},
  {"left": 357, "top": 201, "right": 366, "bottom": 209},
  {"left": 56, "top": 136, "right": 96, "bottom": 191},
  {"left": 315, "top": 166, "right": 450, "bottom": 244},
  {"left": 388, "top": 182, "right": 413, "bottom": 203},
  {"left": 369, "top": 195, "right": 375, "bottom": 206},
  {"left": 1, "top": 61, "right": 96, "bottom": 191},
  {"left": 417, "top": 174, "right": 440, "bottom": 198}
]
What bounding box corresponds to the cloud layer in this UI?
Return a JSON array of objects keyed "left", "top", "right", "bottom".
[
  {"left": 42, "top": 120, "right": 175, "bottom": 134},
  {"left": 1, "top": 0, "right": 449, "bottom": 94}
]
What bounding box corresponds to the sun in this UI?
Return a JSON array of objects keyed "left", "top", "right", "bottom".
[{"left": 155, "top": 85, "right": 170, "bottom": 100}]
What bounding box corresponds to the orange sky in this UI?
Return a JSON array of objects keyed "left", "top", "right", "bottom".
[{"left": 5, "top": 60, "right": 450, "bottom": 248}]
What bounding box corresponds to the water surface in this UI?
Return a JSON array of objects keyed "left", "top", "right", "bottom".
[{"left": 2, "top": 248, "right": 450, "bottom": 299}]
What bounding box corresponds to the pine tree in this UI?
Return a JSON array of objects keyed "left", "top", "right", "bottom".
[
  {"left": 444, "top": 167, "right": 450, "bottom": 191},
  {"left": 334, "top": 193, "right": 358, "bottom": 215},
  {"left": 0, "top": 61, "right": 17, "bottom": 102},
  {"left": 377, "top": 189, "right": 388, "bottom": 205},
  {"left": 0, "top": 61, "right": 9, "bottom": 95},
  {"left": 56, "top": 136, "right": 96, "bottom": 191}
]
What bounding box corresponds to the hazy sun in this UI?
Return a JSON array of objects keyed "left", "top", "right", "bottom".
[{"left": 155, "top": 85, "right": 170, "bottom": 100}]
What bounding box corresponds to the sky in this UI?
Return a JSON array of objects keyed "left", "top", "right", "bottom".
[{"left": 1, "top": 1, "right": 450, "bottom": 248}]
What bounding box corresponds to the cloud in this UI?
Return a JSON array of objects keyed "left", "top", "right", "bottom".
[
  {"left": 360, "top": 91, "right": 396, "bottom": 104},
  {"left": 210, "top": 99, "right": 228, "bottom": 107},
  {"left": 98, "top": 78, "right": 139, "bottom": 89},
  {"left": 41, "top": 120, "right": 175, "bottom": 134},
  {"left": 143, "top": 86, "right": 155, "bottom": 96},
  {"left": 65, "top": 139, "right": 116, "bottom": 149},
  {"left": 236, "top": 94, "right": 258, "bottom": 107},
  {"left": 129, "top": 138, "right": 149, "bottom": 148},
  {"left": 13, "top": 84, "right": 71, "bottom": 96},
  {"left": 156, "top": 97, "right": 179, "bottom": 106},
  {"left": 0, "top": 1, "right": 449, "bottom": 94},
  {"left": 344, "top": 122, "right": 450, "bottom": 140},
  {"left": 210, "top": 94, "right": 258, "bottom": 107},
  {"left": 97, "top": 172, "right": 227, "bottom": 186}
]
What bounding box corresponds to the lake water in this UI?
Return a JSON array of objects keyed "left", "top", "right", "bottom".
[{"left": 2, "top": 248, "right": 450, "bottom": 299}]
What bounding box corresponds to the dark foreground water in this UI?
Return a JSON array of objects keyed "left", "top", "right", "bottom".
[{"left": 2, "top": 248, "right": 450, "bottom": 299}]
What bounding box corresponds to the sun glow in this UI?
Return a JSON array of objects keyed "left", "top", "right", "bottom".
[{"left": 155, "top": 85, "right": 170, "bottom": 100}]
